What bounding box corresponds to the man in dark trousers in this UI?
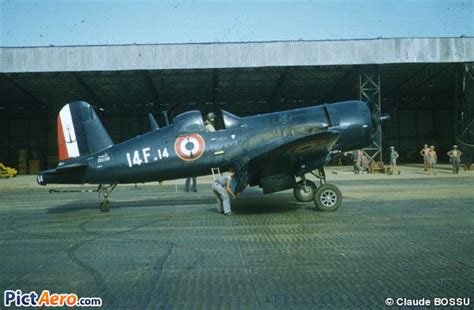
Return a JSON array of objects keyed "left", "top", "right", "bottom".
[
  {"left": 447, "top": 145, "right": 462, "bottom": 174},
  {"left": 184, "top": 176, "right": 197, "bottom": 192}
]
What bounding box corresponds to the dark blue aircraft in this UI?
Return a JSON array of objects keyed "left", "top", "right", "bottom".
[{"left": 37, "top": 100, "right": 385, "bottom": 212}]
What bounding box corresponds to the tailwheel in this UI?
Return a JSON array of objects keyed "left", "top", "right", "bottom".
[
  {"left": 314, "top": 183, "right": 342, "bottom": 212},
  {"left": 293, "top": 180, "right": 316, "bottom": 202},
  {"left": 100, "top": 200, "right": 110, "bottom": 212},
  {"left": 97, "top": 184, "right": 117, "bottom": 212}
]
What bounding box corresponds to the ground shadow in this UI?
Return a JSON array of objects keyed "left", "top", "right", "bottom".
[
  {"left": 206, "top": 192, "right": 309, "bottom": 215},
  {"left": 47, "top": 197, "right": 218, "bottom": 214},
  {"left": 47, "top": 190, "right": 307, "bottom": 215}
]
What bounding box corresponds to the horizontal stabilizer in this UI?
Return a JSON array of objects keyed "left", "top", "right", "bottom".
[{"left": 55, "top": 162, "right": 89, "bottom": 173}]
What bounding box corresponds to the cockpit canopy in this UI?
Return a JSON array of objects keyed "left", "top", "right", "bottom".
[
  {"left": 173, "top": 109, "right": 244, "bottom": 135},
  {"left": 173, "top": 110, "right": 205, "bottom": 135}
]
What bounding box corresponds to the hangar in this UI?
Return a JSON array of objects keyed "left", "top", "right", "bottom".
[
  {"left": 1, "top": 36, "right": 474, "bottom": 309},
  {"left": 1, "top": 37, "right": 473, "bottom": 174}
]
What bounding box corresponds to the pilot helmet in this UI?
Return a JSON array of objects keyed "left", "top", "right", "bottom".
[{"left": 207, "top": 112, "right": 216, "bottom": 122}]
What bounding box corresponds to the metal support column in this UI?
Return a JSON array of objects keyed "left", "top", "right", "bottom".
[
  {"left": 457, "top": 63, "right": 474, "bottom": 168},
  {"left": 359, "top": 68, "right": 383, "bottom": 162}
]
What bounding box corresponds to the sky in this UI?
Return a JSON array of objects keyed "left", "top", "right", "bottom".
[{"left": 0, "top": 0, "right": 473, "bottom": 47}]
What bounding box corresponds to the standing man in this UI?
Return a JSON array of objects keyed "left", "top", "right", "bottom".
[
  {"left": 352, "top": 149, "right": 363, "bottom": 174},
  {"left": 205, "top": 112, "right": 216, "bottom": 132},
  {"left": 389, "top": 146, "right": 401, "bottom": 175},
  {"left": 184, "top": 176, "right": 197, "bottom": 192},
  {"left": 420, "top": 144, "right": 430, "bottom": 172},
  {"left": 447, "top": 145, "right": 462, "bottom": 174},
  {"left": 427, "top": 145, "right": 437, "bottom": 175},
  {"left": 212, "top": 167, "right": 238, "bottom": 216}
]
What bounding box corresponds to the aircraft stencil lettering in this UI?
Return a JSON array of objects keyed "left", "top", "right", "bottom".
[
  {"left": 125, "top": 147, "right": 169, "bottom": 168},
  {"left": 97, "top": 153, "right": 110, "bottom": 164},
  {"left": 37, "top": 100, "right": 388, "bottom": 212}
]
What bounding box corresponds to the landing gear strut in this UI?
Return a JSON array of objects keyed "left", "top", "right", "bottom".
[
  {"left": 293, "top": 168, "right": 342, "bottom": 211},
  {"left": 98, "top": 184, "right": 117, "bottom": 212}
]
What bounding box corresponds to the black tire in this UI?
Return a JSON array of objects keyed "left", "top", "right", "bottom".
[
  {"left": 100, "top": 201, "right": 110, "bottom": 212},
  {"left": 314, "top": 183, "right": 342, "bottom": 212},
  {"left": 293, "top": 180, "right": 316, "bottom": 202}
]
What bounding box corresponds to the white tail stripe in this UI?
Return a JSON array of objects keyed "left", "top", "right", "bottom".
[{"left": 59, "top": 104, "right": 80, "bottom": 158}]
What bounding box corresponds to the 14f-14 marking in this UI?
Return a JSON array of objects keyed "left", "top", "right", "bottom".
[{"left": 126, "top": 147, "right": 169, "bottom": 167}]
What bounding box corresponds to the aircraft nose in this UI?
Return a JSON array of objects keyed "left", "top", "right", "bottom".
[
  {"left": 365, "top": 111, "right": 391, "bottom": 148},
  {"left": 378, "top": 113, "right": 390, "bottom": 123},
  {"left": 371, "top": 110, "right": 390, "bottom": 126},
  {"left": 371, "top": 112, "right": 390, "bottom": 136}
]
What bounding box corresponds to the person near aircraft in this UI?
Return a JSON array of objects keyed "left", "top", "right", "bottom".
[
  {"left": 212, "top": 167, "right": 238, "bottom": 215},
  {"left": 427, "top": 145, "right": 437, "bottom": 175},
  {"left": 361, "top": 152, "right": 369, "bottom": 173},
  {"left": 205, "top": 112, "right": 216, "bottom": 132},
  {"left": 447, "top": 145, "right": 462, "bottom": 174},
  {"left": 352, "top": 149, "right": 363, "bottom": 174},
  {"left": 388, "top": 146, "right": 401, "bottom": 175},
  {"left": 420, "top": 144, "right": 430, "bottom": 172},
  {"left": 184, "top": 176, "right": 197, "bottom": 192}
]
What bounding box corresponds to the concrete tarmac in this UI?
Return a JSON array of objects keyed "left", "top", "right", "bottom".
[{"left": 0, "top": 164, "right": 473, "bottom": 308}]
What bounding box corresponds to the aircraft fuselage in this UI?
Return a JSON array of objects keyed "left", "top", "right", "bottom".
[{"left": 38, "top": 100, "right": 374, "bottom": 186}]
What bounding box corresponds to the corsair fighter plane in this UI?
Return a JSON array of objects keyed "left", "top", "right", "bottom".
[{"left": 37, "top": 100, "right": 385, "bottom": 212}]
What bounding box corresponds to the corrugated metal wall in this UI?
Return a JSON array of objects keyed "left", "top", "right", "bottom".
[{"left": 2, "top": 38, "right": 474, "bottom": 73}]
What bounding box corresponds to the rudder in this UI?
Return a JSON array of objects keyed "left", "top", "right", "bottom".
[{"left": 57, "top": 101, "right": 113, "bottom": 161}]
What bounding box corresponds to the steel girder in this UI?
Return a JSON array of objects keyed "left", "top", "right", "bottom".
[{"left": 359, "top": 68, "right": 383, "bottom": 162}]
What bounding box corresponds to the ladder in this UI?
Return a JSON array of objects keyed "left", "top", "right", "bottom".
[{"left": 211, "top": 167, "right": 221, "bottom": 180}]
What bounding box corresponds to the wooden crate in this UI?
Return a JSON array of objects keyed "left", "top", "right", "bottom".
[
  {"left": 28, "top": 160, "right": 41, "bottom": 174},
  {"left": 369, "top": 161, "right": 385, "bottom": 174},
  {"left": 18, "top": 168, "right": 28, "bottom": 175},
  {"left": 47, "top": 155, "right": 58, "bottom": 168}
]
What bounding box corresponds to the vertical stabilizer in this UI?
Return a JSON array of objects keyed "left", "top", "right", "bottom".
[{"left": 57, "top": 101, "right": 113, "bottom": 161}]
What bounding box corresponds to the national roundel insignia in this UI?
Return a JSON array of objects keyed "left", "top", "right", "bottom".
[{"left": 174, "top": 134, "right": 206, "bottom": 161}]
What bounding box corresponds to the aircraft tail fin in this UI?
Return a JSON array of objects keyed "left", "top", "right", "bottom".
[{"left": 57, "top": 101, "right": 113, "bottom": 161}]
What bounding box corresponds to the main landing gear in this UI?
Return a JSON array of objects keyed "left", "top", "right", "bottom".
[
  {"left": 98, "top": 184, "right": 117, "bottom": 212},
  {"left": 293, "top": 168, "right": 342, "bottom": 212}
]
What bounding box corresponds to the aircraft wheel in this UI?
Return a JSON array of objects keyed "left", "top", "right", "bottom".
[
  {"left": 314, "top": 184, "right": 342, "bottom": 212},
  {"left": 293, "top": 180, "right": 316, "bottom": 202},
  {"left": 100, "top": 201, "right": 110, "bottom": 212}
]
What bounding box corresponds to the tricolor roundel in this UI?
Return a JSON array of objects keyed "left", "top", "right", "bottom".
[{"left": 174, "top": 134, "right": 206, "bottom": 161}]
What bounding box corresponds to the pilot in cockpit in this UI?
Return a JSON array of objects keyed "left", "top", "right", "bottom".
[{"left": 205, "top": 112, "right": 216, "bottom": 132}]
